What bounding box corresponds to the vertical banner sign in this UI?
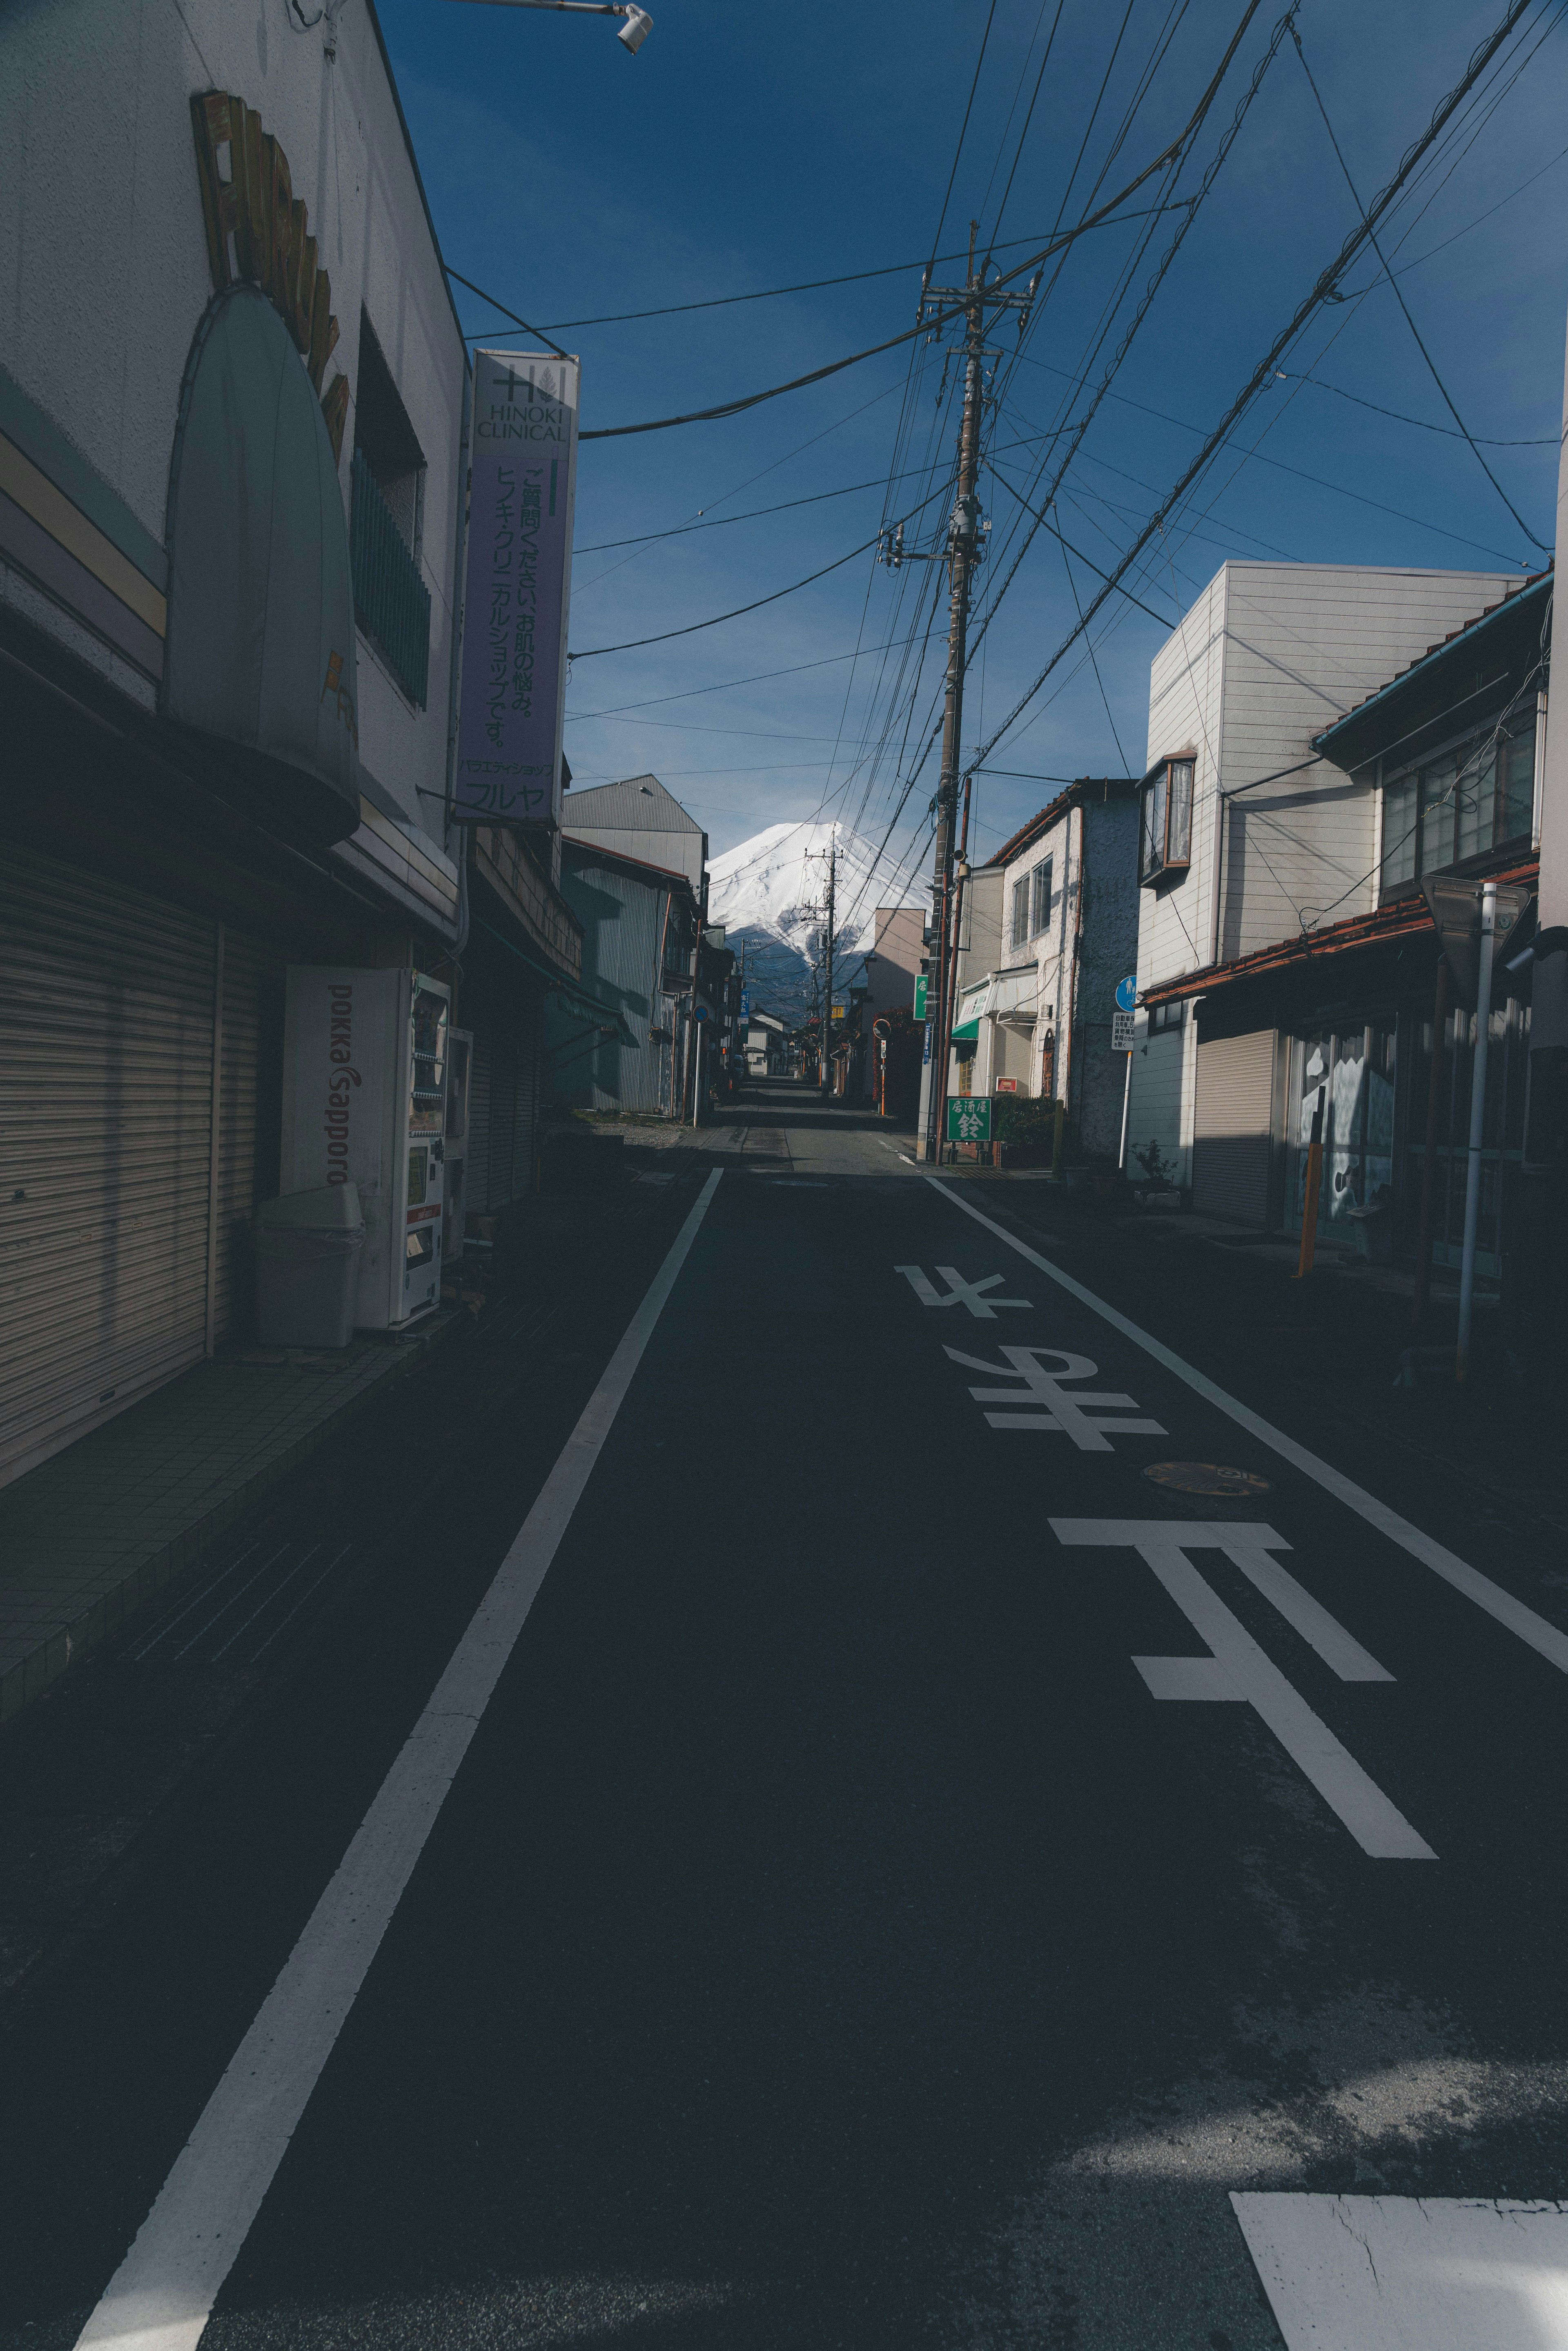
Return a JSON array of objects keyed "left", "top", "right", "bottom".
[{"left": 453, "top": 349, "right": 580, "bottom": 826}]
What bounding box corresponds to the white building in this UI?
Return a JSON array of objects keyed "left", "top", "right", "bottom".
[
  {"left": 0, "top": 1, "right": 586, "bottom": 1521},
  {"left": 944, "top": 780, "right": 1140, "bottom": 1157},
  {"left": 1125, "top": 563, "right": 1523, "bottom": 1201}
]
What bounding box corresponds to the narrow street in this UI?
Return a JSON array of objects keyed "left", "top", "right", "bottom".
[{"left": 6, "top": 1081, "right": 1568, "bottom": 2351}]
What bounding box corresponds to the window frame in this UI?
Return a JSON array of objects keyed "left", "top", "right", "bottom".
[
  {"left": 1029, "top": 855, "right": 1054, "bottom": 939},
  {"left": 1140, "top": 757, "right": 1194, "bottom": 886},
  {"left": 1148, "top": 998, "right": 1185, "bottom": 1036},
  {"left": 1009, "top": 875, "right": 1030, "bottom": 951},
  {"left": 1378, "top": 706, "right": 1537, "bottom": 899}
]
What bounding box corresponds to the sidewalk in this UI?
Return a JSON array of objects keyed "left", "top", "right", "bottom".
[{"left": 0, "top": 1317, "right": 458, "bottom": 1724}]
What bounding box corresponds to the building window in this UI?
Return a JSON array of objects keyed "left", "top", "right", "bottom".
[
  {"left": 351, "top": 313, "right": 432, "bottom": 709},
  {"left": 1029, "top": 856, "right": 1053, "bottom": 937},
  {"left": 1140, "top": 758, "right": 1194, "bottom": 885},
  {"left": 1380, "top": 708, "right": 1536, "bottom": 896},
  {"left": 1010, "top": 876, "right": 1029, "bottom": 950},
  {"left": 1148, "top": 998, "right": 1185, "bottom": 1034}
]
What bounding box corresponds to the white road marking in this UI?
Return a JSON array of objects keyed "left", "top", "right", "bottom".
[
  {"left": 1052, "top": 1520, "right": 1433, "bottom": 1859},
  {"left": 948, "top": 1344, "right": 1167, "bottom": 1451},
  {"left": 896, "top": 1264, "right": 1033, "bottom": 1317},
  {"left": 1232, "top": 2192, "right": 1568, "bottom": 2348},
  {"left": 931, "top": 1179, "right": 1568, "bottom": 1675},
  {"left": 72, "top": 1170, "right": 726, "bottom": 2351}
]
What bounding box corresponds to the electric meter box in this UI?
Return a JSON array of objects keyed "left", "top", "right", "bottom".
[{"left": 281, "top": 967, "right": 451, "bottom": 1330}]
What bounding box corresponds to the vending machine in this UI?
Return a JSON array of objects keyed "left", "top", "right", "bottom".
[
  {"left": 281, "top": 967, "right": 450, "bottom": 1329},
  {"left": 441, "top": 1028, "right": 473, "bottom": 1266}
]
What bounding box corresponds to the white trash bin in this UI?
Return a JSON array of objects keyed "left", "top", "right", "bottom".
[{"left": 254, "top": 1183, "right": 365, "bottom": 1347}]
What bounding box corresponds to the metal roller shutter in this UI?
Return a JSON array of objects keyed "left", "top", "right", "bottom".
[
  {"left": 1193, "top": 1029, "right": 1276, "bottom": 1227},
  {"left": 0, "top": 843, "right": 218, "bottom": 1484},
  {"left": 510, "top": 988, "right": 539, "bottom": 1199},
  {"left": 487, "top": 1036, "right": 518, "bottom": 1208},
  {"left": 209, "top": 926, "right": 286, "bottom": 1346},
  {"left": 467, "top": 1027, "right": 494, "bottom": 1215}
]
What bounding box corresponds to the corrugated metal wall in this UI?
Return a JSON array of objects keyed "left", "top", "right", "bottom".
[
  {"left": 0, "top": 844, "right": 217, "bottom": 1483},
  {"left": 1192, "top": 1029, "right": 1275, "bottom": 1227}
]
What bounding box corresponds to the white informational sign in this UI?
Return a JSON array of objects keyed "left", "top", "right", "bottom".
[
  {"left": 1112, "top": 1009, "right": 1136, "bottom": 1052},
  {"left": 454, "top": 350, "right": 580, "bottom": 827}
]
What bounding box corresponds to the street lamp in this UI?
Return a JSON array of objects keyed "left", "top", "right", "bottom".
[{"left": 448, "top": 0, "right": 653, "bottom": 53}]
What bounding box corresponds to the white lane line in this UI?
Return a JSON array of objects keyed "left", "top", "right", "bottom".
[
  {"left": 1231, "top": 2192, "right": 1568, "bottom": 2348},
  {"left": 931, "top": 1179, "right": 1568, "bottom": 1674},
  {"left": 1053, "top": 1520, "right": 1432, "bottom": 1859},
  {"left": 74, "top": 1169, "right": 725, "bottom": 2351}
]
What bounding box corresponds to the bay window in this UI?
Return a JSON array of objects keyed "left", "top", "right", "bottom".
[{"left": 1141, "top": 757, "right": 1194, "bottom": 885}]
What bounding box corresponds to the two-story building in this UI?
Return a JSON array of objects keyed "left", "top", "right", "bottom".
[
  {"left": 943, "top": 779, "right": 1140, "bottom": 1157},
  {"left": 1125, "top": 562, "right": 1539, "bottom": 1273},
  {"left": 0, "top": 0, "right": 584, "bottom": 1482}
]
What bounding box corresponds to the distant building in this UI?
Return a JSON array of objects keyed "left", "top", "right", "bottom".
[
  {"left": 945, "top": 780, "right": 1140, "bottom": 1159},
  {"left": 857, "top": 905, "right": 927, "bottom": 1101},
  {"left": 552, "top": 775, "right": 710, "bottom": 1116}
]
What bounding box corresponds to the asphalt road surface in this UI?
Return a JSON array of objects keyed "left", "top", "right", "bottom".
[{"left": 7, "top": 1088, "right": 1568, "bottom": 2351}]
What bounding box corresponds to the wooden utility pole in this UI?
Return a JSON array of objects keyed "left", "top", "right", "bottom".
[
  {"left": 820, "top": 831, "right": 837, "bottom": 1101},
  {"left": 889, "top": 226, "right": 1035, "bottom": 1161}
]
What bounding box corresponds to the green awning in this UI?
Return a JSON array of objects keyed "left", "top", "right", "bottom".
[
  {"left": 950, "top": 1016, "right": 982, "bottom": 1042},
  {"left": 475, "top": 915, "right": 637, "bottom": 1047}
]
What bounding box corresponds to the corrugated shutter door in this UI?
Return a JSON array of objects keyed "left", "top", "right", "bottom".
[
  {"left": 467, "top": 1029, "right": 493, "bottom": 1216},
  {"left": 211, "top": 927, "right": 286, "bottom": 1345},
  {"left": 487, "top": 1042, "right": 517, "bottom": 1208},
  {"left": 1193, "top": 1030, "right": 1275, "bottom": 1226},
  {"left": 511, "top": 988, "right": 539, "bottom": 1199},
  {"left": 0, "top": 843, "right": 217, "bottom": 1484}
]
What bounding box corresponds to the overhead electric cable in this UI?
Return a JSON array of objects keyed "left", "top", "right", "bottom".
[
  {"left": 1281, "top": 372, "right": 1553, "bottom": 445},
  {"left": 924, "top": 0, "right": 1001, "bottom": 280},
  {"left": 967, "top": 0, "right": 1300, "bottom": 671},
  {"left": 969, "top": 0, "right": 1543, "bottom": 772},
  {"left": 1290, "top": 23, "right": 1550, "bottom": 553},
  {"left": 575, "top": 19, "right": 1280, "bottom": 444}
]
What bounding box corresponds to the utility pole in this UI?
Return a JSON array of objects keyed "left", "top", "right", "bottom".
[
  {"left": 820, "top": 831, "right": 837, "bottom": 1101},
  {"left": 886, "top": 225, "right": 1035, "bottom": 1161}
]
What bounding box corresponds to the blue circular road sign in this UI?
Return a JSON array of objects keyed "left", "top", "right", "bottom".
[{"left": 1115, "top": 974, "right": 1138, "bottom": 1013}]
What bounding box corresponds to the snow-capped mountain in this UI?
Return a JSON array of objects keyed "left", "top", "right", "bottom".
[{"left": 707, "top": 820, "right": 924, "bottom": 1022}]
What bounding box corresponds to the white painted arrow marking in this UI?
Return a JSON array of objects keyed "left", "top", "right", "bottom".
[
  {"left": 1051, "top": 1520, "right": 1432, "bottom": 1859},
  {"left": 895, "top": 1264, "right": 1032, "bottom": 1317}
]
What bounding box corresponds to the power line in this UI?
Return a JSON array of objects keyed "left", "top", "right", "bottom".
[
  {"left": 1290, "top": 22, "right": 1550, "bottom": 554},
  {"left": 969, "top": 0, "right": 1543, "bottom": 772},
  {"left": 1281, "top": 372, "right": 1553, "bottom": 446},
  {"left": 575, "top": 29, "right": 1283, "bottom": 445},
  {"left": 925, "top": 0, "right": 1001, "bottom": 280}
]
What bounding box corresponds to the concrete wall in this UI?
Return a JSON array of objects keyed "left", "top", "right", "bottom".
[{"left": 0, "top": 0, "right": 467, "bottom": 858}]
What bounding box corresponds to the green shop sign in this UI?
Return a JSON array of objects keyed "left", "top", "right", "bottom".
[{"left": 946, "top": 1096, "right": 991, "bottom": 1143}]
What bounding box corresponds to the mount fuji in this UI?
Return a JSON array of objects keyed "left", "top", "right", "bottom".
[{"left": 707, "top": 820, "right": 924, "bottom": 1023}]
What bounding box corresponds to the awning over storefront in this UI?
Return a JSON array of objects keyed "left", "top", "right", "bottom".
[
  {"left": 474, "top": 914, "right": 637, "bottom": 1046},
  {"left": 951, "top": 979, "right": 990, "bottom": 1040}
]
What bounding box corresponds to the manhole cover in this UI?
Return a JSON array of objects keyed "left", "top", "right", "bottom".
[{"left": 1143, "top": 1461, "right": 1273, "bottom": 1498}]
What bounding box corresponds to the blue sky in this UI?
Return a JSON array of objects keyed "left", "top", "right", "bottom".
[{"left": 381, "top": 0, "right": 1568, "bottom": 891}]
